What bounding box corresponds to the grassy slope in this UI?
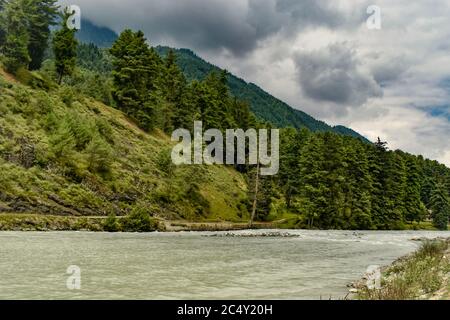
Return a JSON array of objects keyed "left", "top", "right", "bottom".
[{"left": 0, "top": 68, "right": 249, "bottom": 228}]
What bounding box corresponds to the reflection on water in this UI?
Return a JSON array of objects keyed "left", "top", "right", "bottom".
[{"left": 0, "top": 230, "right": 448, "bottom": 299}]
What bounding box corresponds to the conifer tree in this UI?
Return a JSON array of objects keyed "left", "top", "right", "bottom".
[
  {"left": 26, "top": 0, "right": 59, "bottom": 70},
  {"left": 430, "top": 183, "right": 450, "bottom": 230},
  {"left": 403, "top": 155, "right": 427, "bottom": 223},
  {"left": 110, "top": 29, "right": 161, "bottom": 130},
  {"left": 1, "top": 0, "right": 31, "bottom": 73},
  {"left": 0, "top": 0, "right": 7, "bottom": 47},
  {"left": 53, "top": 9, "right": 78, "bottom": 84},
  {"left": 161, "top": 49, "right": 188, "bottom": 132}
]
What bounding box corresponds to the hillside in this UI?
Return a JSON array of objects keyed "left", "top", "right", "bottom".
[
  {"left": 0, "top": 67, "right": 249, "bottom": 230},
  {"left": 155, "top": 46, "right": 369, "bottom": 141},
  {"left": 76, "top": 19, "right": 118, "bottom": 48}
]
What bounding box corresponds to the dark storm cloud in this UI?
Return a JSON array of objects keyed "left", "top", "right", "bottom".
[
  {"left": 295, "top": 43, "right": 383, "bottom": 108},
  {"left": 64, "top": 0, "right": 359, "bottom": 56},
  {"left": 370, "top": 55, "right": 410, "bottom": 87},
  {"left": 275, "top": 0, "right": 345, "bottom": 29}
]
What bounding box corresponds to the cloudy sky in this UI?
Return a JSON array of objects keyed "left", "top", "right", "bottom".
[{"left": 63, "top": 0, "right": 450, "bottom": 166}]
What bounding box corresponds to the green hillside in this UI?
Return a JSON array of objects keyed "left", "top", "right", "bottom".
[{"left": 0, "top": 67, "right": 249, "bottom": 230}]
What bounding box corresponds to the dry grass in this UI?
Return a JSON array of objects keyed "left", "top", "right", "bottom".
[{"left": 357, "top": 239, "right": 450, "bottom": 300}]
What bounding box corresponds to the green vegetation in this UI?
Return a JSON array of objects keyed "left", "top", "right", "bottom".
[
  {"left": 52, "top": 9, "right": 78, "bottom": 84},
  {"left": 155, "top": 46, "right": 369, "bottom": 141},
  {"left": 0, "top": 4, "right": 449, "bottom": 231},
  {"left": 358, "top": 239, "right": 450, "bottom": 300}
]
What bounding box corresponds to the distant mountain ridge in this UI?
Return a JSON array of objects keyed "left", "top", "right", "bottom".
[
  {"left": 76, "top": 20, "right": 369, "bottom": 141},
  {"left": 156, "top": 47, "right": 369, "bottom": 142},
  {"left": 76, "top": 19, "right": 118, "bottom": 48}
]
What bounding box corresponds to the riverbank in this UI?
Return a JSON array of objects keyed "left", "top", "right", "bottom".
[
  {"left": 0, "top": 213, "right": 447, "bottom": 232},
  {"left": 0, "top": 213, "right": 283, "bottom": 232},
  {"left": 352, "top": 238, "right": 450, "bottom": 300}
]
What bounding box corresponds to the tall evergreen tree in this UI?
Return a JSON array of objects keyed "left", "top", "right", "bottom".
[
  {"left": 1, "top": 0, "right": 31, "bottom": 73},
  {"left": 52, "top": 9, "right": 78, "bottom": 84},
  {"left": 0, "top": 0, "right": 7, "bottom": 47},
  {"left": 403, "top": 155, "right": 427, "bottom": 223},
  {"left": 161, "top": 49, "right": 188, "bottom": 132},
  {"left": 430, "top": 183, "right": 450, "bottom": 230},
  {"left": 110, "top": 29, "right": 161, "bottom": 131},
  {"left": 25, "top": 0, "right": 59, "bottom": 70}
]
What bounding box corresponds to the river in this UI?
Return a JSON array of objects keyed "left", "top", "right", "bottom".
[{"left": 0, "top": 230, "right": 448, "bottom": 299}]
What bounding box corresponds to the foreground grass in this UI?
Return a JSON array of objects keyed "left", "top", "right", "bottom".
[{"left": 357, "top": 239, "right": 450, "bottom": 300}]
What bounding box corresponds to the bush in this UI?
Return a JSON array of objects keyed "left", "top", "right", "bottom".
[
  {"left": 85, "top": 135, "right": 113, "bottom": 176},
  {"left": 58, "top": 86, "right": 75, "bottom": 107},
  {"left": 95, "top": 118, "right": 115, "bottom": 144},
  {"left": 103, "top": 213, "right": 120, "bottom": 232},
  {"left": 15, "top": 67, "right": 33, "bottom": 85},
  {"left": 156, "top": 148, "right": 175, "bottom": 177},
  {"left": 121, "top": 207, "right": 158, "bottom": 232}
]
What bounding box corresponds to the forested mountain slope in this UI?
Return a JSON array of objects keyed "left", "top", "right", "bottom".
[
  {"left": 0, "top": 5, "right": 448, "bottom": 231},
  {"left": 156, "top": 46, "right": 369, "bottom": 141},
  {"left": 76, "top": 21, "right": 368, "bottom": 140}
]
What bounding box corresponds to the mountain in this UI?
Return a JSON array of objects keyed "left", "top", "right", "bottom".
[
  {"left": 74, "top": 20, "right": 369, "bottom": 141},
  {"left": 76, "top": 19, "right": 118, "bottom": 48},
  {"left": 155, "top": 47, "right": 370, "bottom": 142}
]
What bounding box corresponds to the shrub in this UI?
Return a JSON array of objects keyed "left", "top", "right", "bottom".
[
  {"left": 85, "top": 135, "right": 113, "bottom": 176},
  {"left": 95, "top": 117, "right": 115, "bottom": 144},
  {"left": 58, "top": 86, "right": 75, "bottom": 107},
  {"left": 35, "top": 92, "right": 53, "bottom": 115},
  {"left": 156, "top": 148, "right": 175, "bottom": 177},
  {"left": 15, "top": 67, "right": 33, "bottom": 85},
  {"left": 121, "top": 207, "right": 157, "bottom": 232},
  {"left": 103, "top": 213, "right": 120, "bottom": 232}
]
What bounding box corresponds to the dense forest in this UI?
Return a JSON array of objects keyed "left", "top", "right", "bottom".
[{"left": 0, "top": 1, "right": 449, "bottom": 230}]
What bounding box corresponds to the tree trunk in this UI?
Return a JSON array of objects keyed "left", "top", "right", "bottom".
[{"left": 249, "top": 162, "right": 260, "bottom": 228}]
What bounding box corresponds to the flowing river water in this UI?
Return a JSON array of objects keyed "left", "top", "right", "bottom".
[{"left": 0, "top": 230, "right": 449, "bottom": 300}]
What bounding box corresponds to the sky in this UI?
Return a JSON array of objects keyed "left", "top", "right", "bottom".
[{"left": 62, "top": 0, "right": 450, "bottom": 167}]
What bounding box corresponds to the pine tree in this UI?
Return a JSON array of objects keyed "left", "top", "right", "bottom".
[
  {"left": 343, "top": 138, "right": 374, "bottom": 229},
  {"left": 25, "top": 0, "right": 59, "bottom": 70},
  {"left": 110, "top": 29, "right": 161, "bottom": 131},
  {"left": 0, "top": 0, "right": 7, "bottom": 47},
  {"left": 53, "top": 9, "right": 78, "bottom": 84},
  {"left": 161, "top": 49, "right": 188, "bottom": 132},
  {"left": 202, "top": 71, "right": 234, "bottom": 130},
  {"left": 430, "top": 183, "right": 450, "bottom": 230},
  {"left": 403, "top": 155, "right": 427, "bottom": 223},
  {"left": 278, "top": 128, "right": 308, "bottom": 209},
  {"left": 297, "top": 134, "right": 326, "bottom": 229},
  {"left": 1, "top": 0, "right": 31, "bottom": 73}
]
